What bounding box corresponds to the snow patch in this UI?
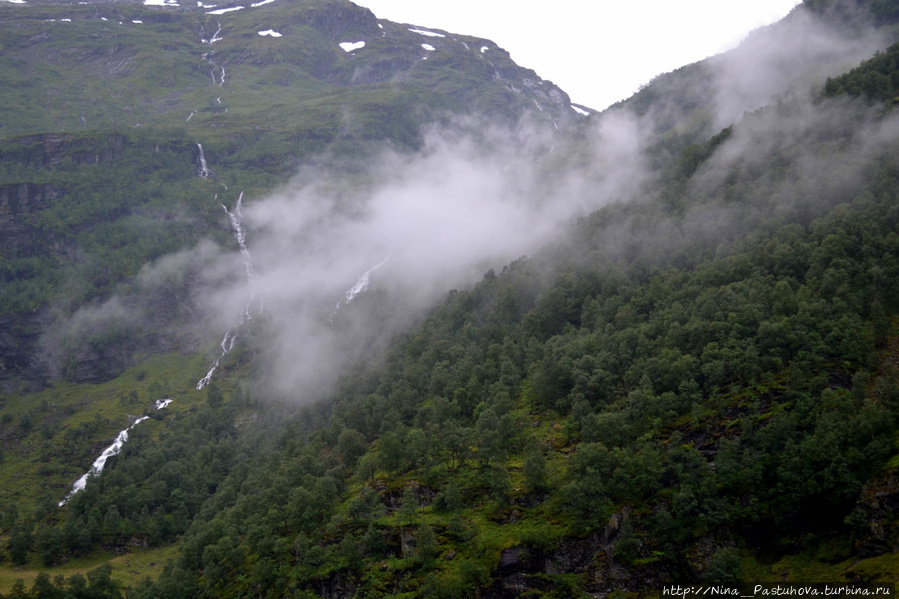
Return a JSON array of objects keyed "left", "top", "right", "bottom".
[
  {"left": 154, "top": 398, "right": 173, "bottom": 409},
  {"left": 258, "top": 29, "right": 282, "bottom": 37},
  {"left": 3, "top": 0, "right": 27, "bottom": 4},
  {"left": 339, "top": 41, "right": 365, "bottom": 52},
  {"left": 251, "top": 0, "right": 276, "bottom": 5},
  {"left": 571, "top": 105, "right": 591, "bottom": 117},
  {"left": 409, "top": 27, "right": 444, "bottom": 38},
  {"left": 144, "top": 0, "right": 179, "bottom": 6},
  {"left": 132, "top": 19, "right": 143, "bottom": 23},
  {"left": 206, "top": 5, "right": 243, "bottom": 14},
  {"left": 421, "top": 43, "right": 435, "bottom": 51},
  {"left": 480, "top": 45, "right": 489, "bottom": 53}
]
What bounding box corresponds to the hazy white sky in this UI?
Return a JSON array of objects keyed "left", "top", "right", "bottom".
[{"left": 355, "top": 0, "right": 803, "bottom": 110}]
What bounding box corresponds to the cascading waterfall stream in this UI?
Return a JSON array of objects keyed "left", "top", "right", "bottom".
[
  {"left": 197, "top": 143, "right": 212, "bottom": 178},
  {"left": 198, "top": 22, "right": 226, "bottom": 90},
  {"left": 197, "top": 192, "right": 261, "bottom": 390},
  {"left": 330, "top": 256, "right": 390, "bottom": 322},
  {"left": 58, "top": 399, "right": 174, "bottom": 506},
  {"left": 206, "top": 21, "right": 223, "bottom": 44},
  {"left": 222, "top": 192, "right": 256, "bottom": 283},
  {"left": 196, "top": 330, "right": 236, "bottom": 390},
  {"left": 211, "top": 65, "right": 226, "bottom": 87}
]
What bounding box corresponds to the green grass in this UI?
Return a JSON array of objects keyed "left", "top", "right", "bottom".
[
  {"left": 742, "top": 547, "right": 899, "bottom": 584},
  {"left": 0, "top": 542, "right": 180, "bottom": 593}
]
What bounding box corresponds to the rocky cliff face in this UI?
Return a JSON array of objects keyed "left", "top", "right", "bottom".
[
  {"left": 0, "top": 133, "right": 206, "bottom": 385},
  {"left": 483, "top": 509, "right": 674, "bottom": 598},
  {"left": 854, "top": 468, "right": 899, "bottom": 558},
  {"left": 0, "top": 311, "right": 54, "bottom": 392}
]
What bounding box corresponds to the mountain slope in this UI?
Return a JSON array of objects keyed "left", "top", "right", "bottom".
[
  {"left": 0, "top": 0, "right": 576, "bottom": 138},
  {"left": 0, "top": 0, "right": 579, "bottom": 389},
  {"left": 3, "top": 0, "right": 899, "bottom": 597}
]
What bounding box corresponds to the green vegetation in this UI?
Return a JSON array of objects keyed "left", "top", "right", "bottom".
[
  {"left": 4, "top": 0, "right": 899, "bottom": 597},
  {"left": 824, "top": 41, "right": 899, "bottom": 103}
]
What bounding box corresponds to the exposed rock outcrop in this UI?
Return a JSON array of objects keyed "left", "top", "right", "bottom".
[{"left": 854, "top": 468, "right": 899, "bottom": 557}]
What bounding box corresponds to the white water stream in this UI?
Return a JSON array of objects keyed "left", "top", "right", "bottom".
[
  {"left": 329, "top": 256, "right": 390, "bottom": 321},
  {"left": 196, "top": 330, "right": 236, "bottom": 390},
  {"left": 59, "top": 399, "right": 174, "bottom": 506},
  {"left": 206, "top": 21, "right": 223, "bottom": 44},
  {"left": 211, "top": 65, "right": 225, "bottom": 87},
  {"left": 197, "top": 192, "right": 260, "bottom": 390},
  {"left": 197, "top": 143, "right": 212, "bottom": 178}
]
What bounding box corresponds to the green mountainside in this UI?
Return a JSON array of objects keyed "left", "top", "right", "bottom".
[
  {"left": 0, "top": 0, "right": 576, "bottom": 388},
  {"left": 3, "top": 0, "right": 899, "bottom": 597}
]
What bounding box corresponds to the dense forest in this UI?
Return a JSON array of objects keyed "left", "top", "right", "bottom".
[{"left": 3, "top": 0, "right": 899, "bottom": 597}]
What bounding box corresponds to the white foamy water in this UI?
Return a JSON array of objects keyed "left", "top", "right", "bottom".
[{"left": 59, "top": 396, "right": 174, "bottom": 506}]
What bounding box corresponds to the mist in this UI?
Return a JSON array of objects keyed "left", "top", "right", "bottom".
[
  {"left": 627, "top": 3, "right": 889, "bottom": 140},
  {"left": 708, "top": 8, "right": 885, "bottom": 127},
  {"left": 200, "top": 117, "right": 646, "bottom": 399},
  {"left": 38, "top": 0, "right": 896, "bottom": 402}
]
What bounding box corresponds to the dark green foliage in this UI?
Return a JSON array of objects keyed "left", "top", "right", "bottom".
[
  {"left": 7, "top": 4, "right": 899, "bottom": 596},
  {"left": 37, "top": 111, "right": 899, "bottom": 591},
  {"left": 7, "top": 524, "right": 31, "bottom": 566},
  {"left": 824, "top": 42, "right": 899, "bottom": 102},
  {"left": 0, "top": 565, "right": 122, "bottom": 599},
  {"left": 336, "top": 428, "right": 368, "bottom": 468},
  {"left": 415, "top": 523, "right": 438, "bottom": 567},
  {"left": 704, "top": 548, "right": 743, "bottom": 586},
  {"left": 434, "top": 482, "right": 463, "bottom": 512}
]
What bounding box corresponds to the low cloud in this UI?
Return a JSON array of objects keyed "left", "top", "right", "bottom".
[
  {"left": 37, "top": 1, "right": 896, "bottom": 401},
  {"left": 202, "top": 117, "right": 647, "bottom": 398}
]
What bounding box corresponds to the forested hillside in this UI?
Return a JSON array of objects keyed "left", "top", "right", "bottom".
[{"left": 3, "top": 0, "right": 899, "bottom": 597}]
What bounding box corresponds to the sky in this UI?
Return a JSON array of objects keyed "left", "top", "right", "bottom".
[{"left": 355, "top": 0, "right": 803, "bottom": 111}]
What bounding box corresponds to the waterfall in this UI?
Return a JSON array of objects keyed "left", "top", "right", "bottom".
[
  {"left": 345, "top": 256, "right": 389, "bottom": 305},
  {"left": 200, "top": 21, "right": 223, "bottom": 45},
  {"left": 330, "top": 255, "right": 390, "bottom": 321},
  {"left": 197, "top": 143, "right": 212, "bottom": 178},
  {"left": 59, "top": 399, "right": 174, "bottom": 506},
  {"left": 209, "top": 21, "right": 223, "bottom": 44},
  {"left": 211, "top": 65, "right": 226, "bottom": 87},
  {"left": 197, "top": 192, "right": 260, "bottom": 390},
  {"left": 209, "top": 65, "right": 226, "bottom": 87},
  {"left": 196, "top": 331, "right": 234, "bottom": 390},
  {"left": 222, "top": 192, "right": 256, "bottom": 282}
]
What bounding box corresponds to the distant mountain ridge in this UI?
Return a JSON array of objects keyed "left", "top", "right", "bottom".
[{"left": 0, "top": 0, "right": 579, "bottom": 140}]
